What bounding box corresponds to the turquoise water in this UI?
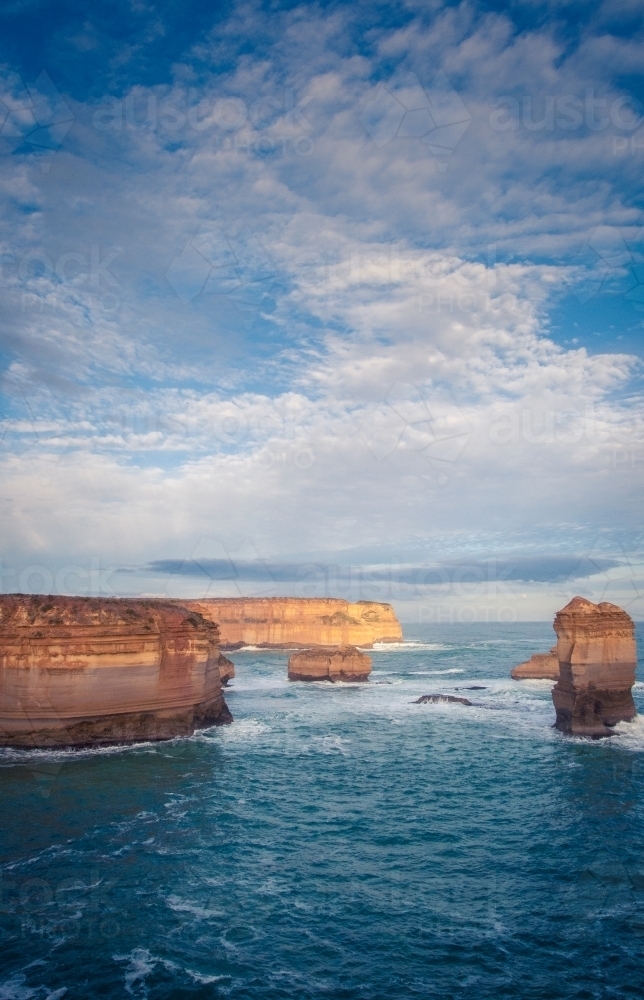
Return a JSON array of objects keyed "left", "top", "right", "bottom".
[{"left": 2, "top": 622, "right": 644, "bottom": 999}]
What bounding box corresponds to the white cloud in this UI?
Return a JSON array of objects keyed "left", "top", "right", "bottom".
[{"left": 1, "top": 0, "right": 643, "bottom": 618}]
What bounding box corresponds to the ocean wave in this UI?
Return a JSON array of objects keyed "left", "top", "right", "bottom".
[
  {"left": 312, "top": 734, "right": 351, "bottom": 756},
  {"left": 409, "top": 668, "right": 465, "bottom": 676},
  {"left": 0, "top": 973, "right": 67, "bottom": 1000},
  {"left": 229, "top": 645, "right": 300, "bottom": 653},
  {"left": 0, "top": 740, "right": 158, "bottom": 765},
  {"left": 215, "top": 718, "right": 271, "bottom": 742},
  {"left": 166, "top": 895, "right": 224, "bottom": 920},
  {"left": 606, "top": 714, "right": 644, "bottom": 750},
  {"left": 113, "top": 949, "right": 159, "bottom": 997},
  {"left": 370, "top": 641, "right": 452, "bottom": 651},
  {"left": 186, "top": 970, "right": 230, "bottom": 985}
]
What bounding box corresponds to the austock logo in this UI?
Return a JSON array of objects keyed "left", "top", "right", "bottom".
[
  {"left": 165, "top": 226, "right": 276, "bottom": 324},
  {"left": 353, "top": 381, "right": 472, "bottom": 485},
  {"left": 568, "top": 226, "right": 644, "bottom": 309},
  {"left": 361, "top": 69, "right": 471, "bottom": 168},
  {"left": 0, "top": 70, "right": 73, "bottom": 164}
]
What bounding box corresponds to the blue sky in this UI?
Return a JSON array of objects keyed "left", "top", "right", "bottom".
[{"left": 0, "top": 0, "right": 643, "bottom": 620}]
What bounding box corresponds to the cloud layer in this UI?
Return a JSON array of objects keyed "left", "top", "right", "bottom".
[{"left": 0, "top": 0, "right": 643, "bottom": 619}]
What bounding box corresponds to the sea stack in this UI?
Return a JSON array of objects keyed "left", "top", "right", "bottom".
[
  {"left": 0, "top": 595, "right": 232, "bottom": 748},
  {"left": 551, "top": 597, "right": 637, "bottom": 737},
  {"left": 218, "top": 653, "right": 235, "bottom": 685},
  {"left": 288, "top": 645, "right": 372, "bottom": 682},
  {"left": 511, "top": 647, "right": 559, "bottom": 680}
]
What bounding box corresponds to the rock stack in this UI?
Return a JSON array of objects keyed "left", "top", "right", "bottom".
[
  {"left": 551, "top": 597, "right": 637, "bottom": 737},
  {"left": 287, "top": 645, "right": 372, "bottom": 682},
  {"left": 511, "top": 647, "right": 559, "bottom": 680},
  {"left": 218, "top": 653, "right": 235, "bottom": 685}
]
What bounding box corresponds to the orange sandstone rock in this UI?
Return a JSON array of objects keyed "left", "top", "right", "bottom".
[
  {"left": 0, "top": 595, "right": 232, "bottom": 748},
  {"left": 551, "top": 597, "right": 637, "bottom": 737},
  {"left": 287, "top": 645, "right": 372, "bottom": 682},
  {"left": 181, "top": 597, "right": 402, "bottom": 649},
  {"left": 511, "top": 647, "right": 559, "bottom": 680},
  {"left": 218, "top": 652, "right": 235, "bottom": 685}
]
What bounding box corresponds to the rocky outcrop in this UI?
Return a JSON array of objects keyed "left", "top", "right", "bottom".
[
  {"left": 287, "top": 645, "right": 372, "bottom": 682},
  {"left": 0, "top": 595, "right": 232, "bottom": 748},
  {"left": 551, "top": 597, "right": 637, "bottom": 737},
  {"left": 414, "top": 694, "right": 472, "bottom": 706},
  {"left": 511, "top": 647, "right": 559, "bottom": 680},
  {"left": 218, "top": 653, "right": 235, "bottom": 685},
  {"left": 181, "top": 598, "right": 402, "bottom": 649}
]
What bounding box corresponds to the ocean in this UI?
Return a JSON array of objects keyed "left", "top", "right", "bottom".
[{"left": 2, "top": 622, "right": 644, "bottom": 999}]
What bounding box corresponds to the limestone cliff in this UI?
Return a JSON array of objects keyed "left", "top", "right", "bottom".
[
  {"left": 511, "top": 647, "right": 559, "bottom": 680},
  {"left": 180, "top": 598, "right": 402, "bottom": 649},
  {"left": 0, "top": 595, "right": 232, "bottom": 748},
  {"left": 288, "top": 645, "right": 372, "bottom": 682},
  {"left": 551, "top": 597, "right": 637, "bottom": 737}
]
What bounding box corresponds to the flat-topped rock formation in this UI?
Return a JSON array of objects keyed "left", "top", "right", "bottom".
[
  {"left": 511, "top": 647, "right": 559, "bottom": 680},
  {"left": 180, "top": 598, "right": 402, "bottom": 649},
  {"left": 288, "top": 645, "right": 372, "bottom": 682},
  {"left": 0, "top": 595, "right": 232, "bottom": 748},
  {"left": 551, "top": 597, "right": 637, "bottom": 737}
]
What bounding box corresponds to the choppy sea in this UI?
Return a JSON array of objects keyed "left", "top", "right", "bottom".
[{"left": 2, "top": 622, "right": 644, "bottom": 1000}]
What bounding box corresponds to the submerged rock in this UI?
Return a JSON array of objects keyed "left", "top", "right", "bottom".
[
  {"left": 511, "top": 647, "right": 559, "bottom": 680},
  {"left": 414, "top": 694, "right": 472, "bottom": 706},
  {"left": 287, "top": 645, "right": 372, "bottom": 682},
  {"left": 551, "top": 597, "right": 637, "bottom": 737},
  {"left": 0, "top": 595, "right": 232, "bottom": 748}
]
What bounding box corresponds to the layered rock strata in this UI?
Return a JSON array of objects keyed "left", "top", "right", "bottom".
[
  {"left": 287, "top": 645, "right": 372, "bottom": 682},
  {"left": 218, "top": 653, "right": 235, "bottom": 685},
  {"left": 511, "top": 647, "right": 559, "bottom": 680},
  {"left": 551, "top": 597, "right": 637, "bottom": 737},
  {"left": 181, "top": 598, "right": 402, "bottom": 649},
  {"left": 0, "top": 595, "right": 232, "bottom": 748}
]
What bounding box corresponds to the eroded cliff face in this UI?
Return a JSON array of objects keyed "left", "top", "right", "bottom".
[
  {"left": 0, "top": 595, "right": 232, "bottom": 748},
  {"left": 551, "top": 597, "right": 637, "bottom": 737},
  {"left": 218, "top": 653, "right": 235, "bottom": 685},
  {"left": 287, "top": 645, "right": 372, "bottom": 682},
  {"left": 511, "top": 647, "right": 559, "bottom": 680},
  {"left": 180, "top": 598, "right": 402, "bottom": 649}
]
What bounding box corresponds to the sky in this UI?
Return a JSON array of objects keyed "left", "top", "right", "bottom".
[{"left": 0, "top": 0, "right": 643, "bottom": 622}]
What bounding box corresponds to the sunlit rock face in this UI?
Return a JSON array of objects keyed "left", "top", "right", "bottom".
[
  {"left": 181, "top": 598, "right": 402, "bottom": 649},
  {"left": 0, "top": 595, "right": 232, "bottom": 748},
  {"left": 287, "top": 645, "right": 372, "bottom": 682},
  {"left": 511, "top": 647, "right": 559, "bottom": 680},
  {"left": 551, "top": 597, "right": 637, "bottom": 738}
]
